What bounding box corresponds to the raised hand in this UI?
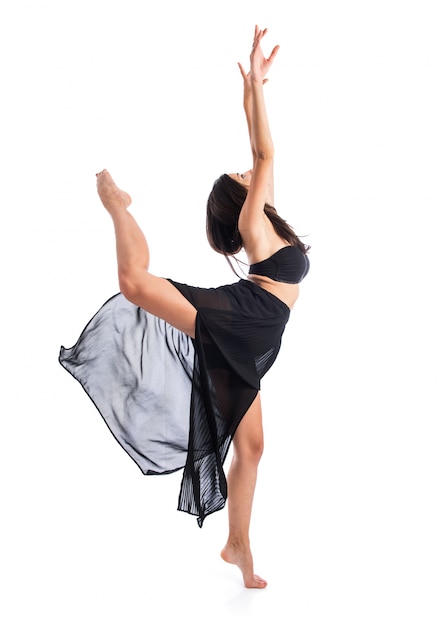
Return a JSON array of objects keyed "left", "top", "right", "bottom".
[
  {"left": 249, "top": 25, "right": 279, "bottom": 84},
  {"left": 238, "top": 62, "right": 268, "bottom": 94}
]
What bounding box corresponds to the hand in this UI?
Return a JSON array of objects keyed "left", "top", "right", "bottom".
[
  {"left": 249, "top": 25, "right": 279, "bottom": 83},
  {"left": 238, "top": 62, "right": 268, "bottom": 96}
]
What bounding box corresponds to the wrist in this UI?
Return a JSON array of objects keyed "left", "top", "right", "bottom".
[{"left": 250, "top": 75, "right": 263, "bottom": 87}]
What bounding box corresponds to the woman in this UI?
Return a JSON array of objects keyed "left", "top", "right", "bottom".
[{"left": 59, "top": 26, "right": 309, "bottom": 589}]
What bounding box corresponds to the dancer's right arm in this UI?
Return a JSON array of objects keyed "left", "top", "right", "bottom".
[
  {"left": 238, "top": 27, "right": 279, "bottom": 249},
  {"left": 238, "top": 63, "right": 275, "bottom": 206}
]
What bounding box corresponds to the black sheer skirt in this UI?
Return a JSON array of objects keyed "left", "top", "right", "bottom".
[{"left": 59, "top": 279, "right": 290, "bottom": 526}]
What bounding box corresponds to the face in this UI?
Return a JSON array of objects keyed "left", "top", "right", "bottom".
[{"left": 228, "top": 169, "right": 252, "bottom": 188}]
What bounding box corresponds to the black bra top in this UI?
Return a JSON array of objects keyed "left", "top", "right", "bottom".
[{"left": 249, "top": 245, "right": 310, "bottom": 284}]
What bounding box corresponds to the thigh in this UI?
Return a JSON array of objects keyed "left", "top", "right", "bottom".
[{"left": 128, "top": 273, "right": 197, "bottom": 338}]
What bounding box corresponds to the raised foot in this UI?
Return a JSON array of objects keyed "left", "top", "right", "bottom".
[
  {"left": 221, "top": 545, "right": 267, "bottom": 589},
  {"left": 96, "top": 169, "right": 132, "bottom": 213}
]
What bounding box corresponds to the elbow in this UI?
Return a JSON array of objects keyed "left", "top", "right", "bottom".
[
  {"left": 253, "top": 148, "right": 274, "bottom": 162},
  {"left": 257, "top": 150, "right": 274, "bottom": 161},
  {"left": 252, "top": 140, "right": 274, "bottom": 161}
]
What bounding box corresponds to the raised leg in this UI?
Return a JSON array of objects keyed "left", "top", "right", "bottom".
[
  {"left": 221, "top": 393, "right": 267, "bottom": 589},
  {"left": 96, "top": 170, "right": 197, "bottom": 337}
]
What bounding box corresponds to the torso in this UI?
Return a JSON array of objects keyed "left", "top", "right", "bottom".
[
  {"left": 247, "top": 274, "right": 300, "bottom": 310},
  {"left": 241, "top": 214, "right": 306, "bottom": 310}
]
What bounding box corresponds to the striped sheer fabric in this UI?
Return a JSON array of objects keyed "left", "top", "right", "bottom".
[
  {"left": 170, "top": 279, "right": 290, "bottom": 525},
  {"left": 59, "top": 279, "right": 290, "bottom": 526}
]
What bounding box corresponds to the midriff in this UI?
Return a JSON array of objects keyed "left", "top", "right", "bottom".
[{"left": 248, "top": 274, "right": 300, "bottom": 310}]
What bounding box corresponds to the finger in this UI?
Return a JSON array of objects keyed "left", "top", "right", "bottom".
[
  {"left": 258, "top": 27, "right": 267, "bottom": 38},
  {"left": 255, "top": 27, "right": 264, "bottom": 42},
  {"left": 267, "top": 45, "right": 280, "bottom": 64},
  {"left": 238, "top": 62, "right": 247, "bottom": 79},
  {"left": 253, "top": 24, "right": 263, "bottom": 45},
  {"left": 255, "top": 28, "right": 268, "bottom": 48},
  {"left": 252, "top": 33, "right": 262, "bottom": 50}
]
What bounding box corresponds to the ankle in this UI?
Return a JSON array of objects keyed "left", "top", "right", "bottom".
[{"left": 225, "top": 536, "right": 250, "bottom": 552}]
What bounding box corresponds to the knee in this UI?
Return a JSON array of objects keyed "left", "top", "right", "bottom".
[
  {"left": 251, "top": 438, "right": 265, "bottom": 464},
  {"left": 235, "top": 437, "right": 264, "bottom": 466},
  {"left": 118, "top": 269, "right": 146, "bottom": 303},
  {"left": 119, "top": 278, "right": 137, "bottom": 303}
]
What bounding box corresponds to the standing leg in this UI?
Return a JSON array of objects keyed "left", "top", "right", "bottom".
[
  {"left": 221, "top": 393, "right": 267, "bottom": 589},
  {"left": 96, "top": 170, "right": 197, "bottom": 337}
]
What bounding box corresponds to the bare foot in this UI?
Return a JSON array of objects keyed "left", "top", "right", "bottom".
[
  {"left": 221, "top": 544, "right": 267, "bottom": 589},
  {"left": 96, "top": 169, "right": 132, "bottom": 213}
]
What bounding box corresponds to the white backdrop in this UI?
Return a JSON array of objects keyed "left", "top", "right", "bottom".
[{"left": 1, "top": 1, "right": 442, "bottom": 624}]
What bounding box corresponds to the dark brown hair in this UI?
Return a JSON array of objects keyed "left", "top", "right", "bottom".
[{"left": 206, "top": 174, "right": 310, "bottom": 269}]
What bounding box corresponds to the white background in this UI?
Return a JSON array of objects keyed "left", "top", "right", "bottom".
[{"left": 1, "top": 1, "right": 442, "bottom": 624}]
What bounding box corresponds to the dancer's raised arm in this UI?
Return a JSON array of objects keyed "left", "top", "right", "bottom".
[
  {"left": 238, "top": 62, "right": 274, "bottom": 206},
  {"left": 238, "top": 26, "right": 279, "bottom": 245}
]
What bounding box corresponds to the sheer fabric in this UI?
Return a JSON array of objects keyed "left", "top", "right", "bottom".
[{"left": 59, "top": 279, "right": 290, "bottom": 526}]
